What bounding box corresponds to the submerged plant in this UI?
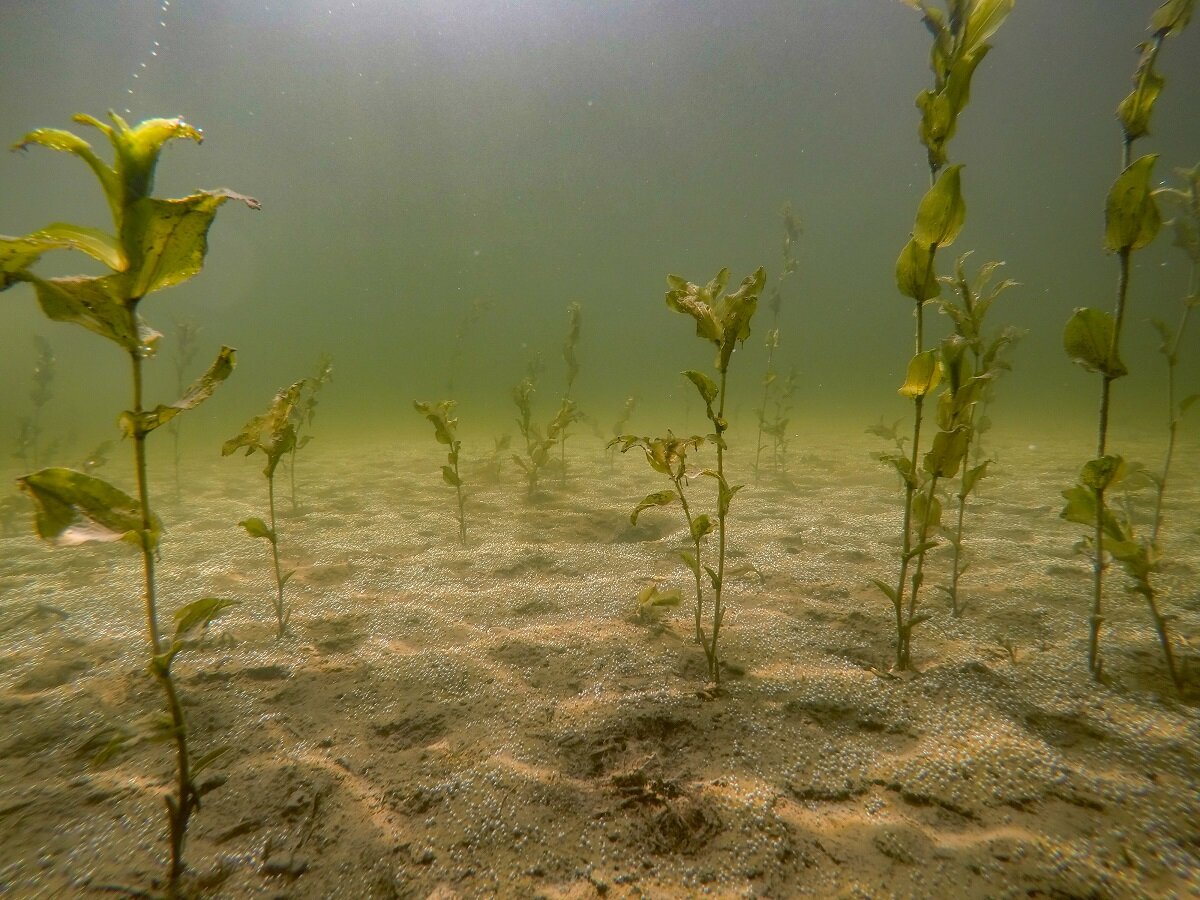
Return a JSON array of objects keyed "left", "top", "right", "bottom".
[
  {"left": 223, "top": 381, "right": 306, "bottom": 639},
  {"left": 873, "top": 0, "right": 1012, "bottom": 672},
  {"left": 13, "top": 335, "right": 56, "bottom": 470},
  {"left": 615, "top": 268, "right": 765, "bottom": 686},
  {"left": 414, "top": 399, "right": 467, "bottom": 544},
  {"left": 935, "top": 253, "right": 1020, "bottom": 617},
  {"left": 608, "top": 395, "right": 637, "bottom": 468},
  {"left": 754, "top": 204, "right": 800, "bottom": 482},
  {"left": 167, "top": 318, "right": 199, "bottom": 499},
  {"left": 511, "top": 374, "right": 555, "bottom": 497},
  {"left": 0, "top": 111, "right": 255, "bottom": 892},
  {"left": 1150, "top": 162, "right": 1200, "bottom": 552},
  {"left": 289, "top": 352, "right": 333, "bottom": 510},
  {"left": 556, "top": 301, "right": 583, "bottom": 483},
  {"left": 1061, "top": 2, "right": 1192, "bottom": 689},
  {"left": 447, "top": 297, "right": 492, "bottom": 392}
]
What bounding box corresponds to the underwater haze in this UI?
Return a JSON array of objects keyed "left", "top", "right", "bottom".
[{"left": 0, "top": 0, "right": 1197, "bottom": 445}]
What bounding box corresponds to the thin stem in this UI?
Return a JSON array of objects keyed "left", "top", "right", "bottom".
[
  {"left": 267, "top": 472, "right": 287, "bottom": 638},
  {"left": 674, "top": 471, "right": 707, "bottom": 653},
  {"left": 1150, "top": 263, "right": 1197, "bottom": 547},
  {"left": 130, "top": 345, "right": 192, "bottom": 893},
  {"left": 709, "top": 369, "right": 730, "bottom": 685}
]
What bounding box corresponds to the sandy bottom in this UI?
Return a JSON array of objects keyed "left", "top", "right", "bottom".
[{"left": 0, "top": 432, "right": 1197, "bottom": 898}]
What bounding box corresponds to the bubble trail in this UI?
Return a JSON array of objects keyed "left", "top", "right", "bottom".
[{"left": 124, "top": 0, "right": 171, "bottom": 116}]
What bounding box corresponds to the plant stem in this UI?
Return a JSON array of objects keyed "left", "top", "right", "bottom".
[
  {"left": 674, "top": 472, "right": 707, "bottom": 655},
  {"left": 454, "top": 458, "right": 466, "bottom": 546},
  {"left": 709, "top": 369, "right": 730, "bottom": 685},
  {"left": 267, "top": 472, "right": 287, "bottom": 638},
  {"left": 1151, "top": 264, "right": 1196, "bottom": 547},
  {"left": 129, "top": 344, "right": 193, "bottom": 893}
]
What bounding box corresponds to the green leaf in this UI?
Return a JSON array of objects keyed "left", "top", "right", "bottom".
[
  {"left": 704, "top": 565, "right": 721, "bottom": 592},
  {"left": 173, "top": 597, "right": 239, "bottom": 642},
  {"left": 127, "top": 190, "right": 260, "bottom": 297},
  {"left": 690, "top": 514, "right": 714, "bottom": 543},
  {"left": 1180, "top": 393, "right": 1199, "bottom": 415},
  {"left": 1079, "top": 455, "right": 1126, "bottom": 492},
  {"left": 1063, "top": 307, "right": 1127, "bottom": 378},
  {"left": 121, "top": 346, "right": 237, "bottom": 437},
  {"left": 27, "top": 273, "right": 154, "bottom": 353},
  {"left": 896, "top": 237, "right": 941, "bottom": 301},
  {"left": 414, "top": 400, "right": 458, "bottom": 445},
  {"left": 682, "top": 369, "right": 719, "bottom": 406},
  {"left": 441, "top": 465, "right": 461, "bottom": 487},
  {"left": 871, "top": 578, "right": 899, "bottom": 605},
  {"left": 923, "top": 426, "right": 971, "bottom": 478},
  {"left": 238, "top": 517, "right": 275, "bottom": 541},
  {"left": 913, "top": 165, "right": 966, "bottom": 250},
  {"left": 963, "top": 0, "right": 1014, "bottom": 57},
  {"left": 223, "top": 381, "right": 306, "bottom": 477},
  {"left": 636, "top": 583, "right": 684, "bottom": 610},
  {"left": 960, "top": 460, "right": 990, "bottom": 498},
  {"left": 679, "top": 551, "right": 700, "bottom": 576},
  {"left": 1117, "top": 66, "right": 1164, "bottom": 143},
  {"left": 32, "top": 222, "right": 125, "bottom": 270},
  {"left": 1150, "top": 0, "right": 1194, "bottom": 35},
  {"left": 17, "top": 467, "right": 159, "bottom": 549},
  {"left": 1104, "top": 155, "right": 1161, "bottom": 252},
  {"left": 191, "top": 745, "right": 231, "bottom": 777},
  {"left": 912, "top": 489, "right": 943, "bottom": 530},
  {"left": 898, "top": 349, "right": 942, "bottom": 399},
  {"left": 631, "top": 489, "right": 676, "bottom": 525}
]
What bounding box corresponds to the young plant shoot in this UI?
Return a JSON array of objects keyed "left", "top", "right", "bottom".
[
  {"left": 0, "top": 112, "right": 255, "bottom": 893},
  {"left": 224, "top": 381, "right": 306, "bottom": 639},
  {"left": 168, "top": 319, "right": 199, "bottom": 500},
  {"left": 512, "top": 374, "right": 555, "bottom": 497},
  {"left": 616, "top": 268, "right": 765, "bottom": 686},
  {"left": 289, "top": 352, "right": 333, "bottom": 510},
  {"left": 557, "top": 301, "right": 583, "bottom": 483},
  {"left": 936, "top": 253, "right": 1020, "bottom": 617},
  {"left": 754, "top": 204, "right": 800, "bottom": 482},
  {"left": 414, "top": 399, "right": 467, "bottom": 545},
  {"left": 875, "top": 0, "right": 1011, "bottom": 671},
  {"left": 1061, "top": 3, "right": 1192, "bottom": 688}
]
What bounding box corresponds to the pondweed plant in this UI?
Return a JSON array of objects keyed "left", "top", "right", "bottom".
[
  {"left": 414, "top": 399, "right": 467, "bottom": 544},
  {"left": 874, "top": 0, "right": 1011, "bottom": 672},
  {"left": 557, "top": 301, "right": 583, "bottom": 483},
  {"left": 511, "top": 374, "right": 555, "bottom": 497},
  {"left": 608, "top": 395, "right": 637, "bottom": 468},
  {"left": 1150, "top": 162, "right": 1199, "bottom": 551},
  {"left": 1061, "top": 1, "right": 1192, "bottom": 689},
  {"left": 0, "top": 112, "right": 255, "bottom": 893},
  {"left": 224, "top": 381, "right": 306, "bottom": 639},
  {"left": 936, "top": 252, "right": 1020, "bottom": 617},
  {"left": 13, "top": 335, "right": 56, "bottom": 469},
  {"left": 447, "top": 297, "right": 492, "bottom": 392},
  {"left": 289, "top": 352, "right": 333, "bottom": 510},
  {"left": 754, "top": 204, "right": 800, "bottom": 482},
  {"left": 167, "top": 318, "right": 199, "bottom": 500},
  {"left": 615, "top": 268, "right": 765, "bottom": 686}
]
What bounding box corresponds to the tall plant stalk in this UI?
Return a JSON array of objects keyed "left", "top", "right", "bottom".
[
  {"left": 753, "top": 204, "right": 800, "bottom": 483},
  {"left": 875, "top": 0, "right": 1012, "bottom": 670},
  {"left": 1061, "top": 2, "right": 1192, "bottom": 687},
  {"left": 1, "top": 112, "right": 253, "bottom": 893}
]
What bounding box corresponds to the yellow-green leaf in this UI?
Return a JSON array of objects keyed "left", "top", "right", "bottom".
[
  {"left": 1105, "top": 155, "right": 1161, "bottom": 252},
  {"left": 898, "top": 349, "right": 942, "bottom": 399},
  {"left": 913, "top": 164, "right": 966, "bottom": 250},
  {"left": 17, "top": 467, "right": 159, "bottom": 549},
  {"left": 895, "top": 237, "right": 941, "bottom": 302},
  {"left": 1063, "top": 307, "right": 1127, "bottom": 378}
]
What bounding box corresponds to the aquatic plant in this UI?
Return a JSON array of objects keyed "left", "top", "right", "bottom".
[
  {"left": 616, "top": 268, "right": 765, "bottom": 686},
  {"left": 0, "top": 111, "right": 255, "bottom": 892},
  {"left": 414, "top": 399, "right": 467, "bottom": 544},
  {"left": 753, "top": 204, "right": 800, "bottom": 482},
  {"left": 289, "top": 352, "right": 333, "bottom": 510},
  {"left": 511, "top": 374, "right": 555, "bottom": 497},
  {"left": 13, "top": 335, "right": 56, "bottom": 470},
  {"left": 608, "top": 395, "right": 637, "bottom": 468},
  {"left": 1061, "top": 2, "right": 1192, "bottom": 688},
  {"left": 1150, "top": 163, "right": 1199, "bottom": 553},
  {"left": 167, "top": 319, "right": 199, "bottom": 499},
  {"left": 224, "top": 381, "right": 306, "bottom": 639},
  {"left": 631, "top": 581, "right": 684, "bottom": 628},
  {"left": 874, "top": 0, "right": 1012, "bottom": 671},
  {"left": 557, "top": 301, "right": 583, "bottom": 483},
  {"left": 935, "top": 253, "right": 1020, "bottom": 617}
]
